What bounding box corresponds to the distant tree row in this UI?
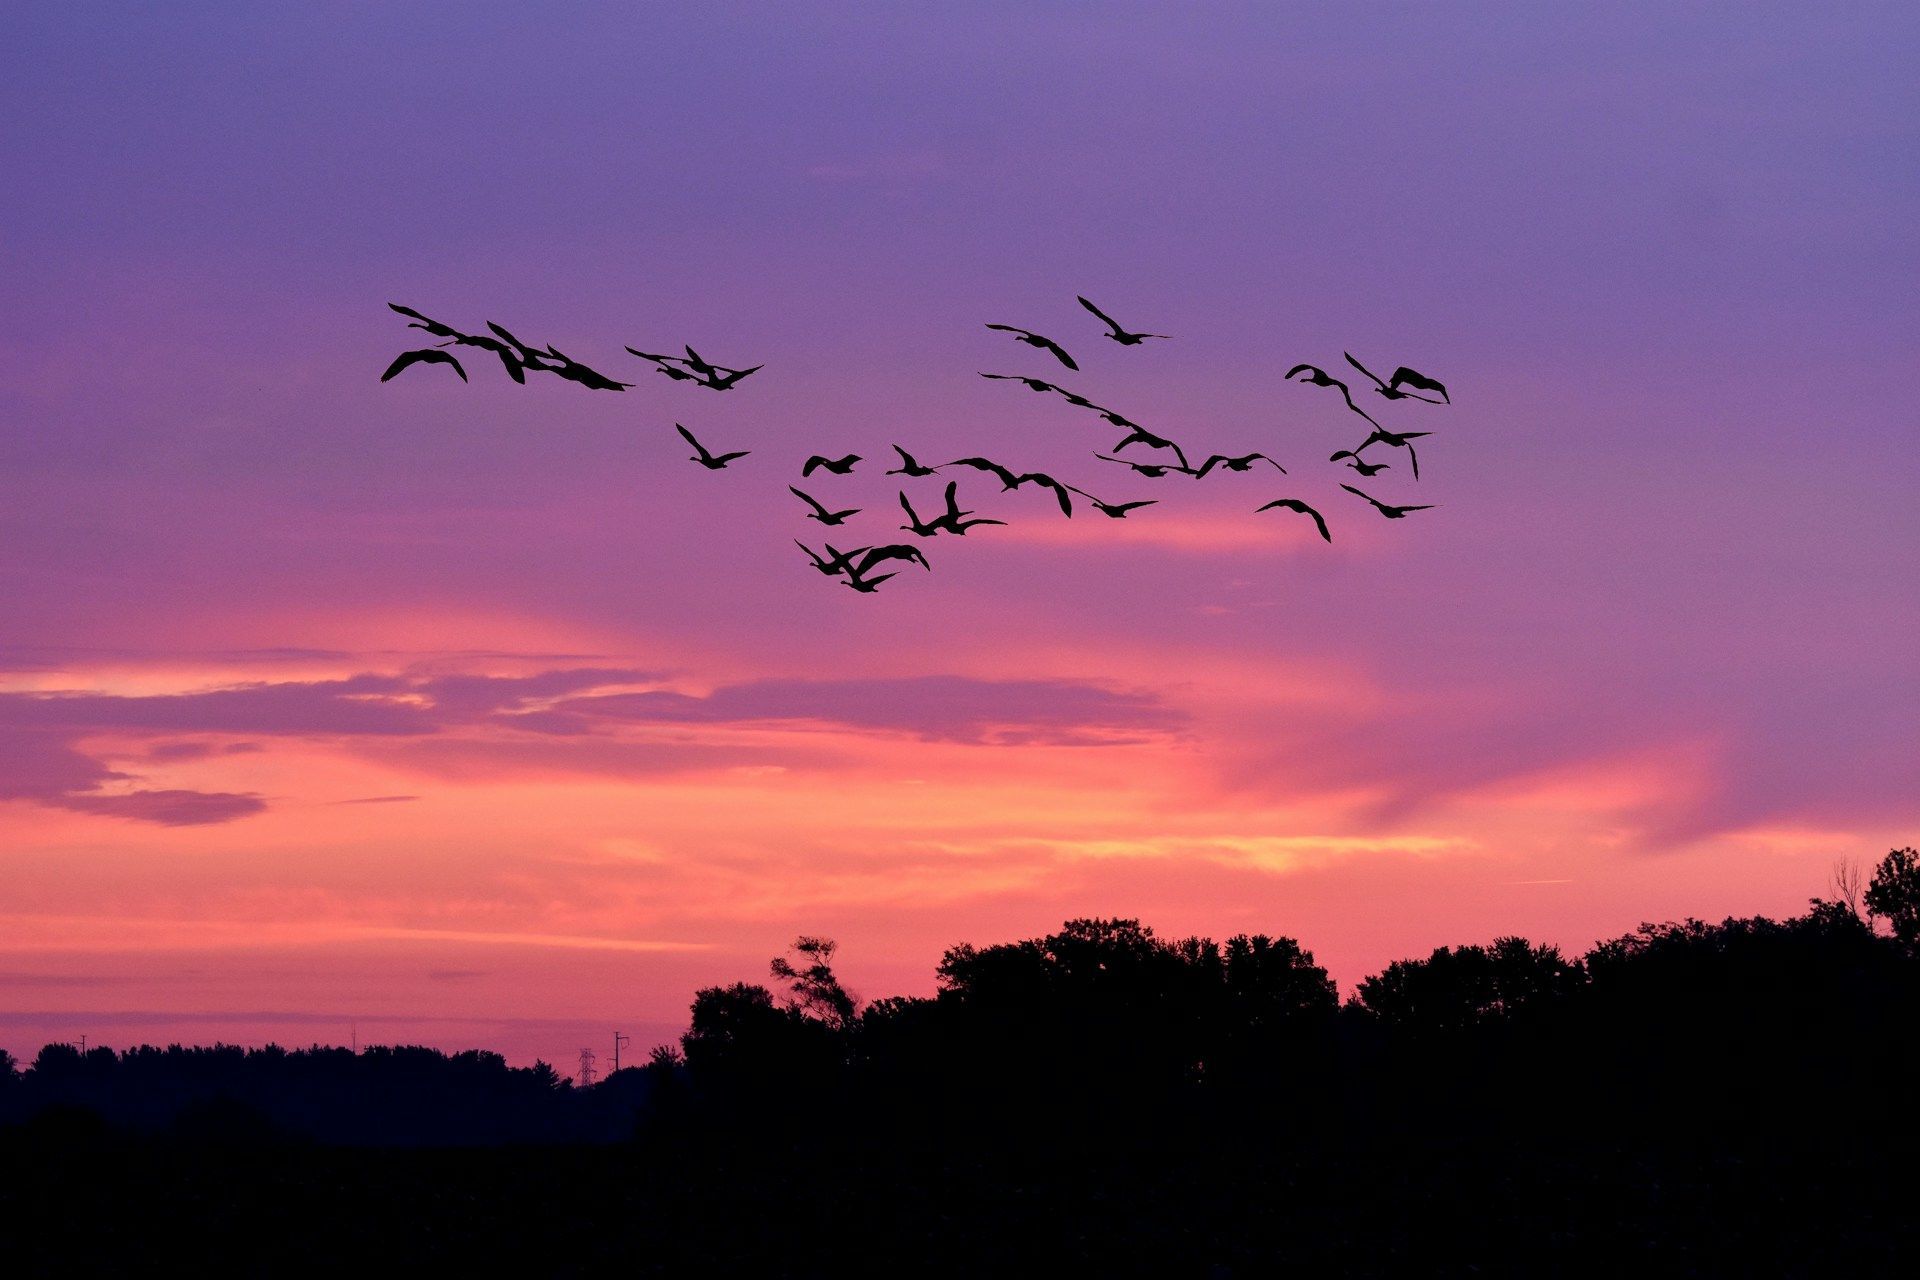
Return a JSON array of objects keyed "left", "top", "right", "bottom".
[{"left": 4, "top": 847, "right": 1916, "bottom": 1148}]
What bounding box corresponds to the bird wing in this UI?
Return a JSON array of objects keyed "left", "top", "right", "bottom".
[
  {"left": 1037, "top": 336, "right": 1079, "bottom": 371},
  {"left": 675, "top": 423, "right": 712, "bottom": 459},
  {"left": 859, "top": 546, "right": 931, "bottom": 574},
  {"left": 1285, "top": 363, "right": 1322, "bottom": 382},
  {"left": 381, "top": 348, "right": 466, "bottom": 382},
  {"left": 500, "top": 352, "right": 527, "bottom": 383},
  {"left": 1339, "top": 484, "right": 1388, "bottom": 510},
  {"left": 984, "top": 324, "right": 1028, "bottom": 336},
  {"left": 485, "top": 322, "right": 539, "bottom": 358},
  {"left": 714, "top": 450, "right": 750, "bottom": 465},
  {"left": 801, "top": 456, "right": 827, "bottom": 476},
  {"left": 1343, "top": 352, "right": 1389, "bottom": 390},
  {"left": 789, "top": 486, "right": 829, "bottom": 516},
  {"left": 1077, "top": 295, "right": 1122, "bottom": 334},
  {"left": 1194, "top": 456, "right": 1225, "bottom": 478},
  {"left": 388, "top": 303, "right": 462, "bottom": 339},
  {"left": 710, "top": 364, "right": 762, "bottom": 387},
  {"left": 1111, "top": 500, "right": 1156, "bottom": 514},
  {"left": 1388, "top": 366, "right": 1449, "bottom": 401},
  {"left": 1020, "top": 474, "right": 1073, "bottom": 516}
]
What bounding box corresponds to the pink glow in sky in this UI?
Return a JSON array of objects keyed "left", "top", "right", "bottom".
[{"left": 2, "top": 3, "right": 1915, "bottom": 1066}]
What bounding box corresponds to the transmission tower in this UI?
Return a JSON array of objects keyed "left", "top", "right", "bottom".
[
  {"left": 577, "top": 1046, "right": 597, "bottom": 1088},
  {"left": 612, "top": 1030, "right": 630, "bottom": 1074}
]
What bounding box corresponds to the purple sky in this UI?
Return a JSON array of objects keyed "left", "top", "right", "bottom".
[{"left": 1, "top": 2, "right": 1915, "bottom": 1065}]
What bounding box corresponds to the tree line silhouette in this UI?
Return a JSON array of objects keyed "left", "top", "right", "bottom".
[{"left": 6, "top": 848, "right": 1916, "bottom": 1150}]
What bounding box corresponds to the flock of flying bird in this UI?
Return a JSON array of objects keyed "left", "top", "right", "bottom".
[{"left": 380, "top": 295, "right": 1448, "bottom": 594}]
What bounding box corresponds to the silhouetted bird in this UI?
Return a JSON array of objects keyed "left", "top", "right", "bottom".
[
  {"left": 945, "top": 457, "right": 1022, "bottom": 489},
  {"left": 1096, "top": 453, "right": 1195, "bottom": 478},
  {"left": 1112, "top": 425, "right": 1191, "bottom": 471},
  {"left": 386, "top": 306, "right": 524, "bottom": 380},
  {"left": 1064, "top": 486, "right": 1157, "bottom": 518},
  {"left": 1387, "top": 366, "right": 1449, "bottom": 402},
  {"left": 1193, "top": 452, "right": 1287, "bottom": 478},
  {"left": 796, "top": 541, "right": 869, "bottom": 576},
  {"left": 381, "top": 348, "right": 467, "bottom": 383},
  {"left": 682, "top": 345, "right": 762, "bottom": 390},
  {"left": 421, "top": 324, "right": 530, "bottom": 382},
  {"left": 485, "top": 322, "right": 555, "bottom": 373},
  {"left": 856, "top": 544, "right": 931, "bottom": 574},
  {"left": 677, "top": 423, "right": 749, "bottom": 470},
  {"left": 841, "top": 569, "right": 897, "bottom": 594},
  {"left": 626, "top": 348, "right": 702, "bottom": 382},
  {"left": 1340, "top": 484, "right": 1433, "bottom": 519},
  {"left": 886, "top": 446, "right": 940, "bottom": 477},
  {"left": 703, "top": 364, "right": 762, "bottom": 391},
  {"left": 898, "top": 491, "right": 940, "bottom": 538},
  {"left": 542, "top": 345, "right": 632, "bottom": 391},
  {"left": 985, "top": 324, "right": 1079, "bottom": 370},
  {"left": 980, "top": 372, "right": 1070, "bottom": 395},
  {"left": 1344, "top": 458, "right": 1391, "bottom": 477},
  {"left": 1013, "top": 472, "right": 1076, "bottom": 517},
  {"left": 802, "top": 454, "right": 861, "bottom": 477},
  {"left": 901, "top": 482, "right": 1004, "bottom": 536},
  {"left": 1084, "top": 401, "right": 1139, "bottom": 429},
  {"left": 1077, "top": 295, "right": 1167, "bottom": 345},
  {"left": 388, "top": 303, "right": 461, "bottom": 339},
  {"left": 1285, "top": 364, "right": 1381, "bottom": 429},
  {"left": 1330, "top": 428, "right": 1431, "bottom": 480},
  {"left": 791, "top": 485, "right": 861, "bottom": 525},
  {"left": 1344, "top": 353, "right": 1448, "bottom": 404},
  {"left": 1255, "top": 498, "right": 1332, "bottom": 543},
  {"left": 935, "top": 481, "right": 1004, "bottom": 534}
]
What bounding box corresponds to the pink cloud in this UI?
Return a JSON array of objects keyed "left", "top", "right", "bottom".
[{"left": 551, "top": 675, "right": 1186, "bottom": 745}]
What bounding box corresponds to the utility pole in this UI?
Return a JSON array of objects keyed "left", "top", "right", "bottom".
[
  {"left": 611, "top": 1031, "right": 630, "bottom": 1075},
  {"left": 577, "top": 1047, "right": 597, "bottom": 1089}
]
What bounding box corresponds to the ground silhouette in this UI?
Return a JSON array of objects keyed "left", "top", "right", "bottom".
[{"left": 5, "top": 847, "right": 1916, "bottom": 1273}]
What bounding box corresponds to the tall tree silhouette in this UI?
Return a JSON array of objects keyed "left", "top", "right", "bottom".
[{"left": 1865, "top": 846, "right": 1920, "bottom": 945}]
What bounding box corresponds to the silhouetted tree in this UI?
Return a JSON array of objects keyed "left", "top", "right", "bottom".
[
  {"left": 1865, "top": 846, "right": 1920, "bottom": 945},
  {"left": 680, "top": 982, "right": 790, "bottom": 1076},
  {"left": 1358, "top": 937, "right": 1584, "bottom": 1032},
  {"left": 769, "top": 935, "right": 859, "bottom": 1033}
]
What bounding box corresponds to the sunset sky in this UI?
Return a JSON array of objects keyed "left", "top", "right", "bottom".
[{"left": 3, "top": 3, "right": 1915, "bottom": 1067}]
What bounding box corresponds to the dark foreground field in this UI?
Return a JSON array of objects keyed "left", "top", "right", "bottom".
[{"left": 6, "top": 1125, "right": 1910, "bottom": 1277}]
